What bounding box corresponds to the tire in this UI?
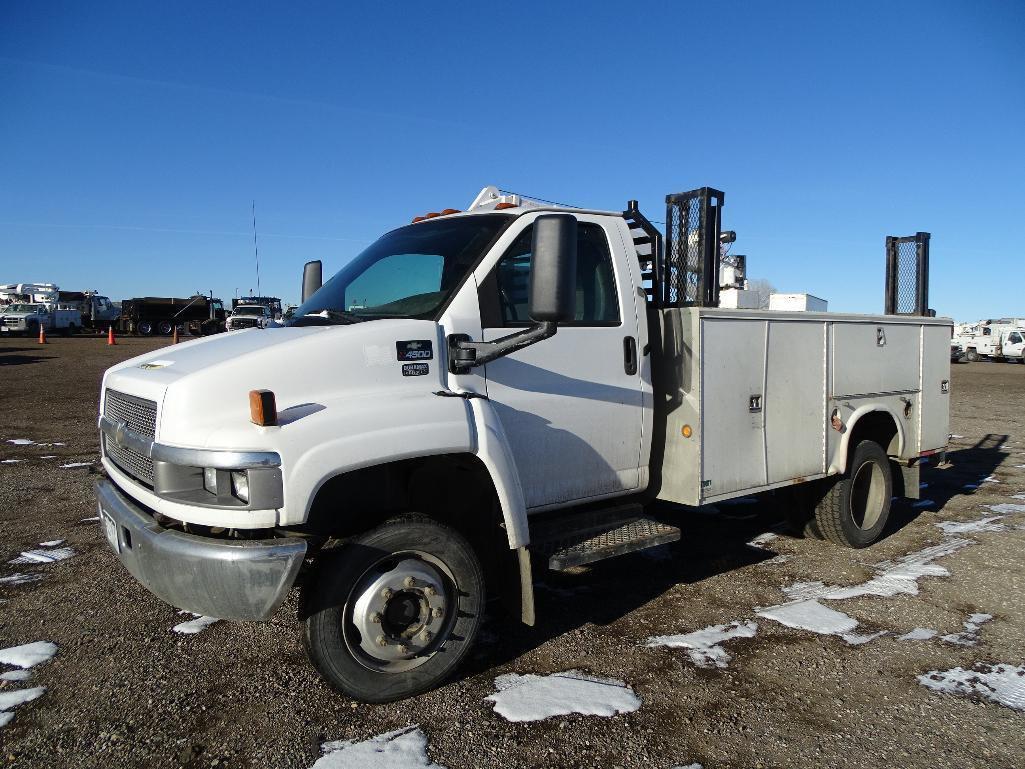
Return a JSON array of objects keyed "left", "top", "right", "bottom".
[
  {"left": 157, "top": 320, "right": 173, "bottom": 336},
  {"left": 811, "top": 440, "right": 892, "bottom": 548},
  {"left": 137, "top": 320, "right": 154, "bottom": 336},
  {"left": 966, "top": 348, "right": 979, "bottom": 362},
  {"left": 302, "top": 516, "right": 484, "bottom": 703}
]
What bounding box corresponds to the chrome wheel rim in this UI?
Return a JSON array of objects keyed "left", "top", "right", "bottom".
[
  {"left": 344, "top": 551, "right": 456, "bottom": 673},
  {"left": 850, "top": 460, "right": 885, "bottom": 530}
]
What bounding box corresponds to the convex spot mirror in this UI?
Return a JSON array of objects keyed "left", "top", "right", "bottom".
[{"left": 528, "top": 214, "right": 577, "bottom": 323}]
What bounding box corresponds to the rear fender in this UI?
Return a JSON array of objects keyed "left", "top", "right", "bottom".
[{"left": 829, "top": 404, "right": 906, "bottom": 474}]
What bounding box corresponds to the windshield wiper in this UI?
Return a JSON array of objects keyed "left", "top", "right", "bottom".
[{"left": 290, "top": 309, "right": 366, "bottom": 327}]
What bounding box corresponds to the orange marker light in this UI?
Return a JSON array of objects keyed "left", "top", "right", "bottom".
[
  {"left": 495, "top": 202, "right": 517, "bottom": 210},
  {"left": 250, "top": 389, "right": 278, "bottom": 427},
  {"left": 681, "top": 424, "right": 692, "bottom": 438}
]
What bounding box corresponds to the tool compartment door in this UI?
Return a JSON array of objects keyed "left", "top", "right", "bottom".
[
  {"left": 765, "top": 320, "right": 827, "bottom": 483},
  {"left": 919, "top": 324, "right": 952, "bottom": 451},
  {"left": 700, "top": 318, "right": 767, "bottom": 496},
  {"left": 831, "top": 322, "right": 920, "bottom": 396}
]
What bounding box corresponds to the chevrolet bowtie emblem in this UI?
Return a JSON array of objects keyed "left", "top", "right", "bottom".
[{"left": 114, "top": 420, "right": 129, "bottom": 449}]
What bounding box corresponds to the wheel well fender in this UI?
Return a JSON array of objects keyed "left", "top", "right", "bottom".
[{"left": 829, "top": 405, "right": 904, "bottom": 474}]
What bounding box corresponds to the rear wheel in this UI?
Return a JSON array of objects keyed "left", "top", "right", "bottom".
[
  {"left": 157, "top": 320, "right": 173, "bottom": 336},
  {"left": 302, "top": 516, "right": 484, "bottom": 703},
  {"left": 137, "top": 320, "right": 154, "bottom": 336},
  {"left": 811, "top": 440, "right": 892, "bottom": 548}
]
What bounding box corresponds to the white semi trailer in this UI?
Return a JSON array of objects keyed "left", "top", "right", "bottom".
[{"left": 95, "top": 185, "right": 950, "bottom": 702}]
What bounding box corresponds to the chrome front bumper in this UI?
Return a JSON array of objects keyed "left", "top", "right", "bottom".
[{"left": 96, "top": 479, "right": 307, "bottom": 621}]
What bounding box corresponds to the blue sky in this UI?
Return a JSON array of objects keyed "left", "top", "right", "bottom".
[{"left": 1, "top": 1, "right": 1022, "bottom": 319}]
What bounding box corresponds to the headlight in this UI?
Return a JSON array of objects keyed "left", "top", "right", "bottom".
[{"left": 230, "top": 470, "right": 250, "bottom": 503}]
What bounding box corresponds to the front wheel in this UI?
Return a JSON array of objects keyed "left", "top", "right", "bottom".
[
  {"left": 810, "top": 440, "right": 893, "bottom": 548},
  {"left": 966, "top": 348, "right": 979, "bottom": 362},
  {"left": 302, "top": 516, "right": 484, "bottom": 703}
]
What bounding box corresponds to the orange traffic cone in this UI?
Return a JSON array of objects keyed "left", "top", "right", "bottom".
[
  {"left": 107, "top": 326, "right": 117, "bottom": 345},
  {"left": 172, "top": 326, "right": 179, "bottom": 345},
  {"left": 38, "top": 324, "right": 47, "bottom": 344}
]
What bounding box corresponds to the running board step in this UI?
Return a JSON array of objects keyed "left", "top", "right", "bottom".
[{"left": 530, "top": 504, "right": 680, "bottom": 570}]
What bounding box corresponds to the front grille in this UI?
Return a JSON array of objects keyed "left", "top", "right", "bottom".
[
  {"left": 103, "top": 389, "right": 157, "bottom": 485},
  {"left": 104, "top": 389, "right": 157, "bottom": 437},
  {"left": 231, "top": 317, "right": 258, "bottom": 329},
  {"left": 1, "top": 317, "right": 22, "bottom": 326},
  {"left": 104, "top": 434, "right": 155, "bottom": 486}
]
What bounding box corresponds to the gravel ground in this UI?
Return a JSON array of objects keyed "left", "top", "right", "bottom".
[{"left": 1, "top": 336, "right": 1024, "bottom": 769}]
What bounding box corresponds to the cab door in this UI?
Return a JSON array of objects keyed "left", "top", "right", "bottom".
[
  {"left": 474, "top": 215, "right": 645, "bottom": 509},
  {"left": 1004, "top": 330, "right": 1024, "bottom": 359}
]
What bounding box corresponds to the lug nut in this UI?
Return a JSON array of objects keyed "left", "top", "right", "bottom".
[
  {"left": 403, "top": 576, "right": 416, "bottom": 588},
  {"left": 432, "top": 607, "right": 443, "bottom": 618},
  {"left": 424, "top": 586, "right": 437, "bottom": 597},
  {"left": 370, "top": 612, "right": 382, "bottom": 624},
  {"left": 376, "top": 635, "right": 388, "bottom": 647},
  {"left": 381, "top": 588, "right": 393, "bottom": 600}
]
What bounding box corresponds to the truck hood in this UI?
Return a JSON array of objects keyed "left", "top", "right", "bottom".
[{"left": 102, "top": 320, "right": 448, "bottom": 448}]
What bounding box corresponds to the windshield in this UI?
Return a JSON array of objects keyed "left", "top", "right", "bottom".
[
  {"left": 291, "top": 214, "right": 511, "bottom": 326},
  {"left": 8, "top": 304, "right": 41, "bottom": 312},
  {"left": 235, "top": 305, "right": 264, "bottom": 314}
]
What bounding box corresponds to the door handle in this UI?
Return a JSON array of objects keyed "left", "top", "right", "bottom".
[{"left": 623, "top": 336, "right": 637, "bottom": 375}]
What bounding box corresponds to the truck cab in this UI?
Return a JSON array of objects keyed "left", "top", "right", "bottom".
[{"left": 95, "top": 185, "right": 951, "bottom": 703}]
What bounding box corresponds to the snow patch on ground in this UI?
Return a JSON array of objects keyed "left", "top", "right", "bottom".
[
  {"left": 982, "top": 475, "right": 1000, "bottom": 484},
  {"left": 80, "top": 516, "right": 100, "bottom": 522},
  {"left": 899, "top": 628, "right": 938, "bottom": 641},
  {"left": 919, "top": 664, "right": 1025, "bottom": 711},
  {"left": 59, "top": 462, "right": 92, "bottom": 468},
  {"left": 1, "top": 459, "right": 24, "bottom": 464},
  {"left": 940, "top": 613, "right": 993, "bottom": 646},
  {"left": 38, "top": 540, "right": 63, "bottom": 547},
  {"left": 646, "top": 621, "right": 758, "bottom": 668},
  {"left": 985, "top": 503, "right": 1025, "bottom": 515},
  {"left": 5, "top": 439, "right": 34, "bottom": 445},
  {"left": 746, "top": 532, "right": 779, "bottom": 552},
  {"left": 949, "top": 434, "right": 964, "bottom": 439},
  {"left": 936, "top": 516, "right": 1006, "bottom": 534},
  {"left": 782, "top": 538, "right": 973, "bottom": 603},
  {"left": 756, "top": 600, "right": 884, "bottom": 645},
  {"left": 311, "top": 727, "right": 445, "bottom": 769},
  {"left": 485, "top": 671, "right": 641, "bottom": 722},
  {"left": 39, "top": 455, "right": 57, "bottom": 459},
  {"left": 8, "top": 547, "right": 75, "bottom": 565},
  {"left": 0, "top": 687, "right": 46, "bottom": 728},
  {"left": 0, "top": 573, "right": 42, "bottom": 585},
  {"left": 0, "top": 670, "right": 31, "bottom": 682},
  {"left": 172, "top": 613, "right": 220, "bottom": 634},
  {"left": 0, "top": 641, "right": 57, "bottom": 669}
]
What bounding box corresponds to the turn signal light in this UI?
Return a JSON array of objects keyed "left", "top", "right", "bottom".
[
  {"left": 250, "top": 389, "right": 278, "bottom": 427},
  {"left": 411, "top": 208, "right": 461, "bottom": 223},
  {"left": 495, "top": 202, "right": 518, "bottom": 210}
]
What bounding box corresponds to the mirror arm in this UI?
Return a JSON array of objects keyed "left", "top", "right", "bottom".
[{"left": 447, "top": 322, "right": 557, "bottom": 374}]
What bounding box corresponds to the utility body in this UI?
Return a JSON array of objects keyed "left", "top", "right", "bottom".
[{"left": 95, "top": 185, "right": 951, "bottom": 702}]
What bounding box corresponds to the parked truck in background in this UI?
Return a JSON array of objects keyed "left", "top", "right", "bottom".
[
  {"left": 57, "top": 290, "right": 121, "bottom": 331},
  {"left": 0, "top": 302, "right": 82, "bottom": 336},
  {"left": 95, "top": 184, "right": 950, "bottom": 703},
  {"left": 232, "top": 296, "right": 283, "bottom": 319},
  {"left": 953, "top": 319, "right": 1025, "bottom": 362},
  {"left": 225, "top": 303, "right": 275, "bottom": 331},
  {"left": 117, "top": 295, "right": 226, "bottom": 336}
]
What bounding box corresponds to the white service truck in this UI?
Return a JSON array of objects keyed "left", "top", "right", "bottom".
[
  {"left": 95, "top": 185, "right": 951, "bottom": 702},
  {"left": 225, "top": 303, "right": 275, "bottom": 331},
  {"left": 0, "top": 302, "right": 82, "bottom": 336},
  {"left": 953, "top": 320, "right": 1025, "bottom": 363}
]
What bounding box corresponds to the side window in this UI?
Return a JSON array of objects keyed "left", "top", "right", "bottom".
[
  {"left": 487, "top": 223, "right": 620, "bottom": 326},
  {"left": 1009, "top": 332, "right": 1022, "bottom": 344}
]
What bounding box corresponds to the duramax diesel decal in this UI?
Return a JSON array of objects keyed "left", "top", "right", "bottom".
[
  {"left": 396, "top": 340, "right": 433, "bottom": 361},
  {"left": 401, "top": 362, "right": 429, "bottom": 376}
]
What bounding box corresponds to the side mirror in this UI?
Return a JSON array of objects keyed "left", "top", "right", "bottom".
[
  {"left": 528, "top": 214, "right": 577, "bottom": 323},
  {"left": 301, "top": 260, "right": 323, "bottom": 304}
]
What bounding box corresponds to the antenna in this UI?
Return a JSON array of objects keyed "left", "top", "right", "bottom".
[{"left": 252, "top": 200, "right": 261, "bottom": 296}]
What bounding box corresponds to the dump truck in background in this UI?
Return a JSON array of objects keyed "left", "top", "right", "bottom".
[
  {"left": 116, "top": 295, "right": 227, "bottom": 336},
  {"left": 95, "top": 184, "right": 950, "bottom": 703}
]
